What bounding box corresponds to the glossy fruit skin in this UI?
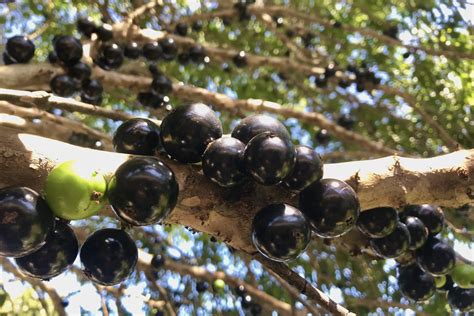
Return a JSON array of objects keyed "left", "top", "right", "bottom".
[
  {"left": 3, "top": 52, "right": 16, "bottom": 65},
  {"left": 160, "top": 103, "right": 223, "bottom": 163},
  {"left": 235, "top": 284, "right": 246, "bottom": 297},
  {"left": 315, "top": 129, "right": 330, "bottom": 145},
  {"left": 370, "top": 222, "right": 410, "bottom": 258},
  {"left": 244, "top": 132, "right": 295, "bottom": 185},
  {"left": 159, "top": 38, "right": 177, "bottom": 61},
  {"left": 77, "top": 17, "right": 97, "bottom": 37},
  {"left": 402, "top": 204, "right": 444, "bottom": 235},
  {"left": 299, "top": 179, "right": 360, "bottom": 238},
  {"left": 67, "top": 62, "right": 91, "bottom": 82},
  {"left": 398, "top": 264, "right": 436, "bottom": 302},
  {"left": 232, "top": 114, "right": 290, "bottom": 144},
  {"left": 448, "top": 287, "right": 474, "bottom": 312},
  {"left": 192, "top": 20, "right": 203, "bottom": 32},
  {"left": 113, "top": 118, "right": 162, "bottom": 155},
  {"left": 283, "top": 146, "right": 323, "bottom": 191},
  {"left": 357, "top": 207, "right": 398, "bottom": 238},
  {"left": 252, "top": 204, "right": 310, "bottom": 262},
  {"left": 80, "top": 228, "right": 137, "bottom": 286},
  {"left": 233, "top": 51, "right": 247, "bottom": 68},
  {"left": 337, "top": 114, "right": 355, "bottom": 130},
  {"left": 82, "top": 79, "right": 103, "bottom": 98},
  {"left": 6, "top": 36, "right": 35, "bottom": 63},
  {"left": 175, "top": 22, "right": 188, "bottom": 36},
  {"left": 241, "top": 295, "right": 253, "bottom": 309},
  {"left": 50, "top": 75, "right": 77, "bottom": 97},
  {"left": 143, "top": 42, "right": 162, "bottom": 61},
  {"left": 403, "top": 216, "right": 428, "bottom": 250},
  {"left": 96, "top": 24, "right": 113, "bottom": 41},
  {"left": 81, "top": 93, "right": 102, "bottom": 105},
  {"left": 451, "top": 264, "right": 474, "bottom": 288},
  {"left": 151, "top": 74, "right": 172, "bottom": 94},
  {"left": 54, "top": 36, "right": 83, "bottom": 65},
  {"left": 15, "top": 221, "right": 78, "bottom": 280},
  {"left": 196, "top": 281, "right": 208, "bottom": 293},
  {"left": 108, "top": 157, "right": 179, "bottom": 226},
  {"left": 202, "top": 137, "right": 246, "bottom": 187},
  {"left": 137, "top": 91, "right": 169, "bottom": 109},
  {"left": 151, "top": 253, "right": 166, "bottom": 268},
  {"left": 0, "top": 187, "right": 55, "bottom": 257},
  {"left": 124, "top": 42, "right": 141, "bottom": 59},
  {"left": 416, "top": 237, "right": 455, "bottom": 276},
  {"left": 188, "top": 45, "right": 205, "bottom": 63},
  {"left": 44, "top": 160, "right": 107, "bottom": 220},
  {"left": 98, "top": 42, "right": 123, "bottom": 69},
  {"left": 48, "top": 51, "right": 59, "bottom": 64}
]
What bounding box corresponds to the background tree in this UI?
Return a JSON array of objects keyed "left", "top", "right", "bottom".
[{"left": 0, "top": 0, "right": 473, "bottom": 315}]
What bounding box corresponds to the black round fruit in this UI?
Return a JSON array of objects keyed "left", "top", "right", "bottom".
[
  {"left": 151, "top": 74, "right": 172, "bottom": 94},
  {"left": 137, "top": 91, "right": 169, "bottom": 109},
  {"left": 403, "top": 216, "right": 428, "bottom": 250},
  {"left": 54, "top": 36, "right": 83, "bottom": 65},
  {"left": 402, "top": 204, "right": 444, "bottom": 235},
  {"left": 142, "top": 42, "right": 162, "bottom": 61},
  {"left": 398, "top": 264, "right": 436, "bottom": 302},
  {"left": 196, "top": 281, "right": 208, "bottom": 293},
  {"left": 77, "top": 17, "right": 97, "bottom": 37},
  {"left": 159, "top": 38, "right": 177, "bottom": 61},
  {"left": 244, "top": 132, "right": 296, "bottom": 185},
  {"left": 235, "top": 284, "right": 246, "bottom": 297},
  {"left": 96, "top": 24, "right": 113, "bottom": 41},
  {"left": 177, "top": 52, "right": 190, "bottom": 65},
  {"left": 109, "top": 157, "right": 179, "bottom": 226},
  {"left": 202, "top": 137, "right": 246, "bottom": 187},
  {"left": 99, "top": 42, "right": 123, "bottom": 69},
  {"left": 192, "top": 20, "right": 203, "bottom": 32},
  {"left": 233, "top": 51, "right": 247, "bottom": 68},
  {"left": 67, "top": 62, "right": 91, "bottom": 82},
  {"left": 48, "top": 51, "right": 59, "bottom": 64},
  {"left": 357, "top": 207, "right": 398, "bottom": 238},
  {"left": 175, "top": 22, "right": 188, "bottom": 36},
  {"left": 315, "top": 129, "right": 330, "bottom": 145},
  {"left": 113, "top": 118, "right": 162, "bottom": 155},
  {"left": 251, "top": 303, "right": 262, "bottom": 315},
  {"left": 416, "top": 237, "right": 455, "bottom": 276},
  {"left": 80, "top": 228, "right": 137, "bottom": 286},
  {"left": 151, "top": 253, "right": 166, "bottom": 269},
  {"left": 6, "top": 35, "right": 35, "bottom": 63},
  {"left": 252, "top": 203, "right": 310, "bottom": 261},
  {"left": 0, "top": 187, "right": 55, "bottom": 257},
  {"left": 370, "top": 222, "right": 410, "bottom": 258},
  {"left": 337, "top": 114, "right": 355, "bottom": 130},
  {"left": 81, "top": 93, "right": 102, "bottom": 105},
  {"left": 82, "top": 79, "right": 103, "bottom": 98},
  {"left": 15, "top": 220, "right": 78, "bottom": 280},
  {"left": 124, "top": 42, "right": 141, "bottom": 59},
  {"left": 231, "top": 114, "right": 290, "bottom": 144},
  {"left": 241, "top": 295, "right": 253, "bottom": 309},
  {"left": 188, "top": 45, "right": 206, "bottom": 63},
  {"left": 299, "top": 179, "right": 360, "bottom": 238},
  {"left": 448, "top": 287, "right": 474, "bottom": 312},
  {"left": 50, "top": 75, "right": 77, "bottom": 97},
  {"left": 160, "top": 103, "right": 223, "bottom": 163},
  {"left": 3, "top": 52, "right": 16, "bottom": 65},
  {"left": 283, "top": 145, "right": 323, "bottom": 191}
]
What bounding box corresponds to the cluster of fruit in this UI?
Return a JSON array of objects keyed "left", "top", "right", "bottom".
[{"left": 358, "top": 204, "right": 473, "bottom": 311}]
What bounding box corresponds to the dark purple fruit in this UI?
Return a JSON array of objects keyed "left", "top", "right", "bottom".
[
  {"left": 175, "top": 22, "right": 188, "bottom": 36},
  {"left": 251, "top": 303, "right": 262, "bottom": 315},
  {"left": 403, "top": 216, "right": 428, "bottom": 250},
  {"left": 196, "top": 281, "right": 208, "bottom": 293},
  {"left": 15, "top": 221, "right": 78, "bottom": 280},
  {"left": 402, "top": 204, "right": 444, "bottom": 235},
  {"left": 67, "top": 62, "right": 91, "bottom": 82},
  {"left": 160, "top": 103, "right": 223, "bottom": 163},
  {"left": 299, "top": 179, "right": 360, "bottom": 238},
  {"left": 231, "top": 114, "right": 290, "bottom": 144},
  {"left": 48, "top": 51, "right": 59, "bottom": 64},
  {"left": 3, "top": 52, "right": 16, "bottom": 65},
  {"left": 6, "top": 36, "right": 35, "bottom": 63},
  {"left": 315, "top": 129, "right": 330, "bottom": 145},
  {"left": 151, "top": 74, "right": 172, "bottom": 94},
  {"left": 235, "top": 284, "right": 246, "bottom": 297},
  {"left": 80, "top": 228, "right": 137, "bottom": 286},
  {"left": 416, "top": 237, "right": 455, "bottom": 276},
  {"left": 233, "top": 51, "right": 247, "bottom": 68},
  {"left": 283, "top": 146, "right": 323, "bottom": 191},
  {"left": 80, "top": 93, "right": 102, "bottom": 105},
  {"left": 143, "top": 42, "right": 162, "bottom": 61},
  {"left": 244, "top": 132, "right": 295, "bottom": 185},
  {"left": 188, "top": 45, "right": 205, "bottom": 63},
  {"left": 241, "top": 295, "right": 253, "bottom": 309},
  {"left": 96, "top": 24, "right": 113, "bottom": 41},
  {"left": 113, "top": 118, "right": 162, "bottom": 155},
  {"left": 192, "top": 20, "right": 203, "bottom": 32},
  {"left": 50, "top": 75, "right": 77, "bottom": 97},
  {"left": 448, "top": 287, "right": 474, "bottom": 312},
  {"left": 77, "top": 17, "right": 97, "bottom": 37},
  {"left": 0, "top": 187, "right": 54, "bottom": 257},
  {"left": 252, "top": 203, "right": 310, "bottom": 261},
  {"left": 398, "top": 264, "right": 436, "bottom": 301},
  {"left": 357, "top": 207, "right": 398, "bottom": 238},
  {"left": 137, "top": 91, "right": 169, "bottom": 109},
  {"left": 151, "top": 253, "right": 166, "bottom": 268},
  {"left": 337, "top": 114, "right": 355, "bottom": 130},
  {"left": 54, "top": 36, "right": 83, "bottom": 65},
  {"left": 159, "top": 38, "right": 177, "bottom": 61},
  {"left": 370, "top": 222, "right": 410, "bottom": 258},
  {"left": 108, "top": 157, "right": 179, "bottom": 226},
  {"left": 99, "top": 42, "right": 123, "bottom": 68},
  {"left": 124, "top": 42, "right": 141, "bottom": 59},
  {"left": 177, "top": 52, "right": 190, "bottom": 65},
  {"left": 202, "top": 137, "right": 246, "bottom": 187},
  {"left": 82, "top": 79, "right": 103, "bottom": 98}
]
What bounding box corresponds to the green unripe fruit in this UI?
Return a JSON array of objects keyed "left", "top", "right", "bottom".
[
  {"left": 451, "top": 264, "right": 474, "bottom": 289},
  {"left": 435, "top": 275, "right": 447, "bottom": 288},
  {"left": 44, "top": 160, "right": 107, "bottom": 220},
  {"left": 213, "top": 279, "right": 225, "bottom": 292}
]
